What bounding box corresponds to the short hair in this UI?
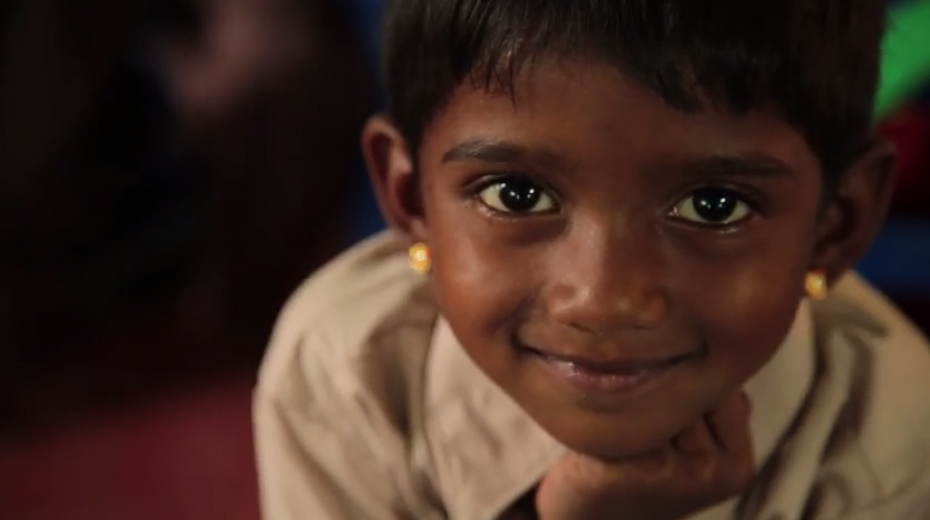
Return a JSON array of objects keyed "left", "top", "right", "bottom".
[{"left": 381, "top": 0, "right": 886, "bottom": 185}]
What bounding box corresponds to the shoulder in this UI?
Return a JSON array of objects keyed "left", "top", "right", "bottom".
[
  {"left": 814, "top": 273, "right": 930, "bottom": 493},
  {"left": 256, "top": 231, "right": 438, "bottom": 416},
  {"left": 253, "top": 233, "right": 446, "bottom": 519}
]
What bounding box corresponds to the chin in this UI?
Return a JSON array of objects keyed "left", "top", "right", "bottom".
[
  {"left": 564, "top": 430, "right": 670, "bottom": 461},
  {"left": 535, "top": 408, "right": 685, "bottom": 461}
]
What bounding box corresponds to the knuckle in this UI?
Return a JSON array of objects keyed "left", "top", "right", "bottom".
[
  {"left": 722, "top": 457, "right": 756, "bottom": 492},
  {"left": 738, "top": 392, "right": 752, "bottom": 414},
  {"left": 634, "top": 449, "right": 674, "bottom": 476},
  {"left": 649, "top": 455, "right": 677, "bottom": 482},
  {"left": 685, "top": 454, "right": 716, "bottom": 481}
]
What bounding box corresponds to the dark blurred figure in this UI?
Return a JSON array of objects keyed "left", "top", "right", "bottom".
[
  {"left": 0, "top": 0, "right": 374, "bottom": 430},
  {"left": 155, "top": 0, "right": 374, "bottom": 349}
]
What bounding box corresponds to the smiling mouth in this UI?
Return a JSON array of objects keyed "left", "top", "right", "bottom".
[{"left": 516, "top": 339, "right": 704, "bottom": 396}]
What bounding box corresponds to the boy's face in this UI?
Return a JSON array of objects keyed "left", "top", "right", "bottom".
[{"left": 366, "top": 57, "right": 892, "bottom": 460}]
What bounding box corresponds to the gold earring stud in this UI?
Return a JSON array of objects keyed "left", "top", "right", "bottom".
[
  {"left": 408, "top": 242, "right": 431, "bottom": 274},
  {"left": 805, "top": 269, "right": 828, "bottom": 300}
]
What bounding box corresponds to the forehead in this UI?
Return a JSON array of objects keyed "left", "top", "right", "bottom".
[{"left": 421, "top": 57, "right": 819, "bottom": 175}]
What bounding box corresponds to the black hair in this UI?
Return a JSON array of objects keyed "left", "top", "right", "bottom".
[{"left": 381, "top": 0, "right": 886, "bottom": 185}]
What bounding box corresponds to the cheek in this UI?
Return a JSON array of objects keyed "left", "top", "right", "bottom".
[
  {"left": 685, "top": 247, "right": 809, "bottom": 381},
  {"left": 428, "top": 231, "right": 544, "bottom": 388},
  {"left": 428, "top": 216, "right": 538, "bottom": 336}
]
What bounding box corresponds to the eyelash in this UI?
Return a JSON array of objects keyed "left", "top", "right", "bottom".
[
  {"left": 670, "top": 183, "right": 765, "bottom": 211},
  {"left": 466, "top": 173, "right": 560, "bottom": 211},
  {"left": 465, "top": 173, "right": 766, "bottom": 227},
  {"left": 466, "top": 173, "right": 541, "bottom": 193},
  {"left": 668, "top": 193, "right": 759, "bottom": 232}
]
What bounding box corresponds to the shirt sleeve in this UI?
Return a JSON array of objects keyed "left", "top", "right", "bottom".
[
  {"left": 254, "top": 392, "right": 417, "bottom": 520},
  {"left": 835, "top": 473, "right": 930, "bottom": 520},
  {"left": 251, "top": 235, "right": 439, "bottom": 520}
]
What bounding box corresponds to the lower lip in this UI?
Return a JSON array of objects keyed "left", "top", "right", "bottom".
[{"left": 532, "top": 352, "right": 694, "bottom": 397}]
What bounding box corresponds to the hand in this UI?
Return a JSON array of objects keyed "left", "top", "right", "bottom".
[
  {"left": 159, "top": 0, "right": 315, "bottom": 119},
  {"left": 535, "top": 391, "right": 754, "bottom": 520}
]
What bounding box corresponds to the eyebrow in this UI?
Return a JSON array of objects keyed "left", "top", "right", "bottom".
[
  {"left": 677, "top": 153, "right": 795, "bottom": 180},
  {"left": 442, "top": 138, "right": 796, "bottom": 180},
  {"left": 441, "top": 139, "right": 567, "bottom": 167}
]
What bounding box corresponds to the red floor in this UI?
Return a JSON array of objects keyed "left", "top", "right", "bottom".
[{"left": 0, "top": 377, "right": 259, "bottom": 520}]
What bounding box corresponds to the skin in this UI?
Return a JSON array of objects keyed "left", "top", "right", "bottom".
[{"left": 364, "top": 56, "right": 895, "bottom": 519}]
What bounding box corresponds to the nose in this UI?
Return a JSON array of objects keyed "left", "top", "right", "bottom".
[{"left": 544, "top": 223, "right": 670, "bottom": 335}]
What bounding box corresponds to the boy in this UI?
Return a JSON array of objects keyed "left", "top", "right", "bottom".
[{"left": 254, "top": 0, "right": 930, "bottom": 518}]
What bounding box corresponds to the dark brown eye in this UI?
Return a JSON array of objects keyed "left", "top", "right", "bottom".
[
  {"left": 671, "top": 187, "right": 752, "bottom": 226},
  {"left": 478, "top": 177, "right": 557, "bottom": 214}
]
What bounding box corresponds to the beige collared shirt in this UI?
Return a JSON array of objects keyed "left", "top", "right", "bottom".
[{"left": 254, "top": 231, "right": 930, "bottom": 520}]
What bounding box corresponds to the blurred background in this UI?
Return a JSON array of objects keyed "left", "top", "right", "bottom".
[{"left": 0, "top": 0, "right": 928, "bottom": 519}]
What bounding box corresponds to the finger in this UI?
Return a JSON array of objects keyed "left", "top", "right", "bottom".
[
  {"left": 707, "top": 391, "right": 753, "bottom": 455},
  {"left": 621, "top": 445, "right": 676, "bottom": 482},
  {"left": 672, "top": 416, "right": 716, "bottom": 457},
  {"left": 672, "top": 417, "right": 718, "bottom": 480}
]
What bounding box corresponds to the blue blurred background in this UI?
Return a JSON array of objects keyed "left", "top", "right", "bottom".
[{"left": 0, "top": 1, "right": 927, "bottom": 519}]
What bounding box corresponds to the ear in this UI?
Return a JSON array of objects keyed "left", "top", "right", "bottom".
[
  {"left": 361, "top": 115, "right": 428, "bottom": 242},
  {"left": 812, "top": 138, "right": 897, "bottom": 284}
]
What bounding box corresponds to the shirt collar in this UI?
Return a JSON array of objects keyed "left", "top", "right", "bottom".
[{"left": 425, "top": 302, "right": 815, "bottom": 520}]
